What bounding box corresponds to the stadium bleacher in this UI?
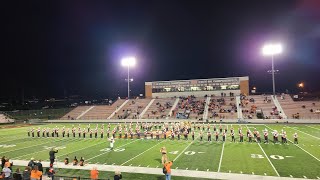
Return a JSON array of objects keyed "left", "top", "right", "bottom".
[
  {"left": 142, "top": 98, "right": 175, "bottom": 119},
  {"left": 61, "top": 106, "right": 93, "bottom": 120},
  {"left": 0, "top": 113, "right": 14, "bottom": 123},
  {"left": 112, "top": 98, "right": 151, "bottom": 119},
  {"left": 208, "top": 96, "right": 237, "bottom": 120},
  {"left": 80, "top": 99, "right": 126, "bottom": 120},
  {"left": 279, "top": 94, "right": 320, "bottom": 119}
]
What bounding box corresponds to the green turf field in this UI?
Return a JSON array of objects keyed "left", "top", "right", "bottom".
[{"left": 0, "top": 123, "right": 319, "bottom": 179}]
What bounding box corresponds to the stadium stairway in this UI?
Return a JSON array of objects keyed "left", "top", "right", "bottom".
[
  {"left": 141, "top": 98, "right": 176, "bottom": 119},
  {"left": 107, "top": 99, "right": 129, "bottom": 119},
  {"left": 271, "top": 95, "right": 287, "bottom": 119},
  {"left": 139, "top": 99, "right": 155, "bottom": 119},
  {"left": 76, "top": 106, "right": 95, "bottom": 119},
  {"left": 236, "top": 95, "right": 243, "bottom": 119},
  {"left": 202, "top": 96, "right": 211, "bottom": 120},
  {"left": 167, "top": 97, "right": 180, "bottom": 119},
  {"left": 61, "top": 106, "right": 93, "bottom": 120}
]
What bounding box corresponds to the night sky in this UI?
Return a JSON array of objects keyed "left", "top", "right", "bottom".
[{"left": 3, "top": 0, "right": 320, "bottom": 100}]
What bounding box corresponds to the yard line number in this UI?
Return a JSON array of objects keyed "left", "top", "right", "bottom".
[
  {"left": 100, "top": 148, "right": 125, "bottom": 152},
  {"left": 43, "top": 146, "right": 66, "bottom": 150},
  {"left": 251, "top": 154, "right": 291, "bottom": 160},
  {"left": 169, "top": 151, "right": 205, "bottom": 155}
]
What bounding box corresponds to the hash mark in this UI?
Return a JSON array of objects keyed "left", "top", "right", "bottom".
[
  {"left": 147, "top": 165, "right": 149, "bottom": 167},
  {"left": 186, "top": 168, "right": 188, "bottom": 170},
  {"left": 252, "top": 172, "right": 254, "bottom": 175},
  {"left": 156, "top": 166, "right": 158, "bottom": 168},
  {"left": 196, "top": 168, "right": 198, "bottom": 171},
  {"left": 229, "top": 170, "right": 231, "bottom": 173},
  {"left": 303, "top": 176, "right": 307, "bottom": 179},
  {"left": 264, "top": 173, "right": 267, "bottom": 176},
  {"left": 175, "top": 167, "right": 178, "bottom": 169},
  {"left": 240, "top": 171, "right": 243, "bottom": 174},
  {"left": 138, "top": 165, "right": 141, "bottom": 167},
  {"left": 112, "top": 163, "right": 115, "bottom": 165},
  {"left": 316, "top": 176, "right": 320, "bottom": 179},
  {"left": 129, "top": 164, "right": 132, "bottom": 166},
  {"left": 290, "top": 175, "right": 293, "bottom": 178},
  {"left": 207, "top": 169, "right": 209, "bottom": 172}
]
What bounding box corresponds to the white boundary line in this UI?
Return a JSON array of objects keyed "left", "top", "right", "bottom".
[
  {"left": 120, "top": 140, "right": 165, "bottom": 165},
  {"left": 265, "top": 125, "right": 320, "bottom": 162},
  {"left": 286, "top": 126, "right": 320, "bottom": 140},
  {"left": 306, "top": 125, "right": 320, "bottom": 131},
  {"left": 86, "top": 139, "right": 139, "bottom": 161},
  {"left": 257, "top": 143, "right": 280, "bottom": 177},
  {"left": 246, "top": 125, "right": 280, "bottom": 177},
  {"left": 217, "top": 142, "right": 225, "bottom": 172}
]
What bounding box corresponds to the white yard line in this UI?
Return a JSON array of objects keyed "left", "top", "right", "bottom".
[
  {"left": 265, "top": 125, "right": 320, "bottom": 162},
  {"left": 173, "top": 135, "right": 199, "bottom": 162},
  {"left": 57, "top": 140, "right": 105, "bottom": 158},
  {"left": 86, "top": 139, "right": 139, "bottom": 161},
  {"left": 217, "top": 142, "right": 225, "bottom": 172},
  {"left": 12, "top": 138, "right": 75, "bottom": 159},
  {"left": 1, "top": 138, "right": 67, "bottom": 154},
  {"left": 258, "top": 143, "right": 280, "bottom": 176},
  {"left": 286, "top": 126, "right": 320, "bottom": 140},
  {"left": 246, "top": 125, "right": 280, "bottom": 177},
  {"left": 305, "top": 125, "right": 320, "bottom": 131},
  {"left": 120, "top": 140, "right": 165, "bottom": 166}
]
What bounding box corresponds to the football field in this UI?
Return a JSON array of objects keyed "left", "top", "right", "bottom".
[{"left": 0, "top": 123, "right": 319, "bottom": 179}]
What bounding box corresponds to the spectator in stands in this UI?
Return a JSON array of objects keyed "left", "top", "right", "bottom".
[
  {"left": 22, "top": 166, "right": 31, "bottom": 180},
  {"left": 28, "top": 158, "right": 35, "bottom": 169},
  {"left": 35, "top": 160, "right": 43, "bottom": 180},
  {"left": 90, "top": 167, "right": 99, "bottom": 180},
  {"left": 13, "top": 168, "right": 22, "bottom": 180},
  {"left": 46, "top": 164, "right": 55, "bottom": 180},
  {"left": 1, "top": 156, "right": 5, "bottom": 169},
  {"left": 79, "top": 157, "right": 84, "bottom": 166},
  {"left": 2, "top": 163, "right": 11, "bottom": 180},
  {"left": 4, "top": 158, "right": 12, "bottom": 170},
  {"left": 30, "top": 165, "right": 42, "bottom": 180},
  {"left": 114, "top": 171, "right": 122, "bottom": 180},
  {"left": 73, "top": 156, "right": 78, "bottom": 166}
]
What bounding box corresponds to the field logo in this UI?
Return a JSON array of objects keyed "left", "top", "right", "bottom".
[
  {"left": 0, "top": 144, "right": 16, "bottom": 148},
  {"left": 43, "top": 146, "right": 66, "bottom": 150},
  {"left": 100, "top": 148, "right": 125, "bottom": 152},
  {"left": 251, "top": 154, "right": 292, "bottom": 160}
]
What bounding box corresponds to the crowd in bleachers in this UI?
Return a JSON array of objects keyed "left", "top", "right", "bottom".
[
  {"left": 172, "top": 96, "right": 205, "bottom": 119},
  {"left": 146, "top": 101, "right": 172, "bottom": 119},
  {"left": 115, "top": 100, "right": 144, "bottom": 119},
  {"left": 208, "top": 96, "right": 237, "bottom": 119}
]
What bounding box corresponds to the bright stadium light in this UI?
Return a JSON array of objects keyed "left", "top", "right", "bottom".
[
  {"left": 261, "top": 43, "right": 283, "bottom": 96},
  {"left": 121, "top": 57, "right": 136, "bottom": 67},
  {"left": 262, "top": 43, "right": 282, "bottom": 56},
  {"left": 121, "top": 56, "right": 136, "bottom": 99}
]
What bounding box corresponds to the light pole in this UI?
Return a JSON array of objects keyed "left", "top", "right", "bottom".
[
  {"left": 262, "top": 43, "right": 283, "bottom": 96},
  {"left": 121, "top": 57, "right": 136, "bottom": 99}
]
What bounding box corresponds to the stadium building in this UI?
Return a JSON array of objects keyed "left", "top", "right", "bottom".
[{"left": 145, "top": 76, "right": 249, "bottom": 98}]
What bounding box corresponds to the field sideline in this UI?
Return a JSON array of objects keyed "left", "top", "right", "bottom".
[{"left": 0, "top": 123, "right": 319, "bottom": 179}]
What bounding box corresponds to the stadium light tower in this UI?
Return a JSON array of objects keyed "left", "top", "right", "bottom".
[
  {"left": 121, "top": 56, "right": 136, "bottom": 99},
  {"left": 262, "top": 43, "right": 283, "bottom": 96}
]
